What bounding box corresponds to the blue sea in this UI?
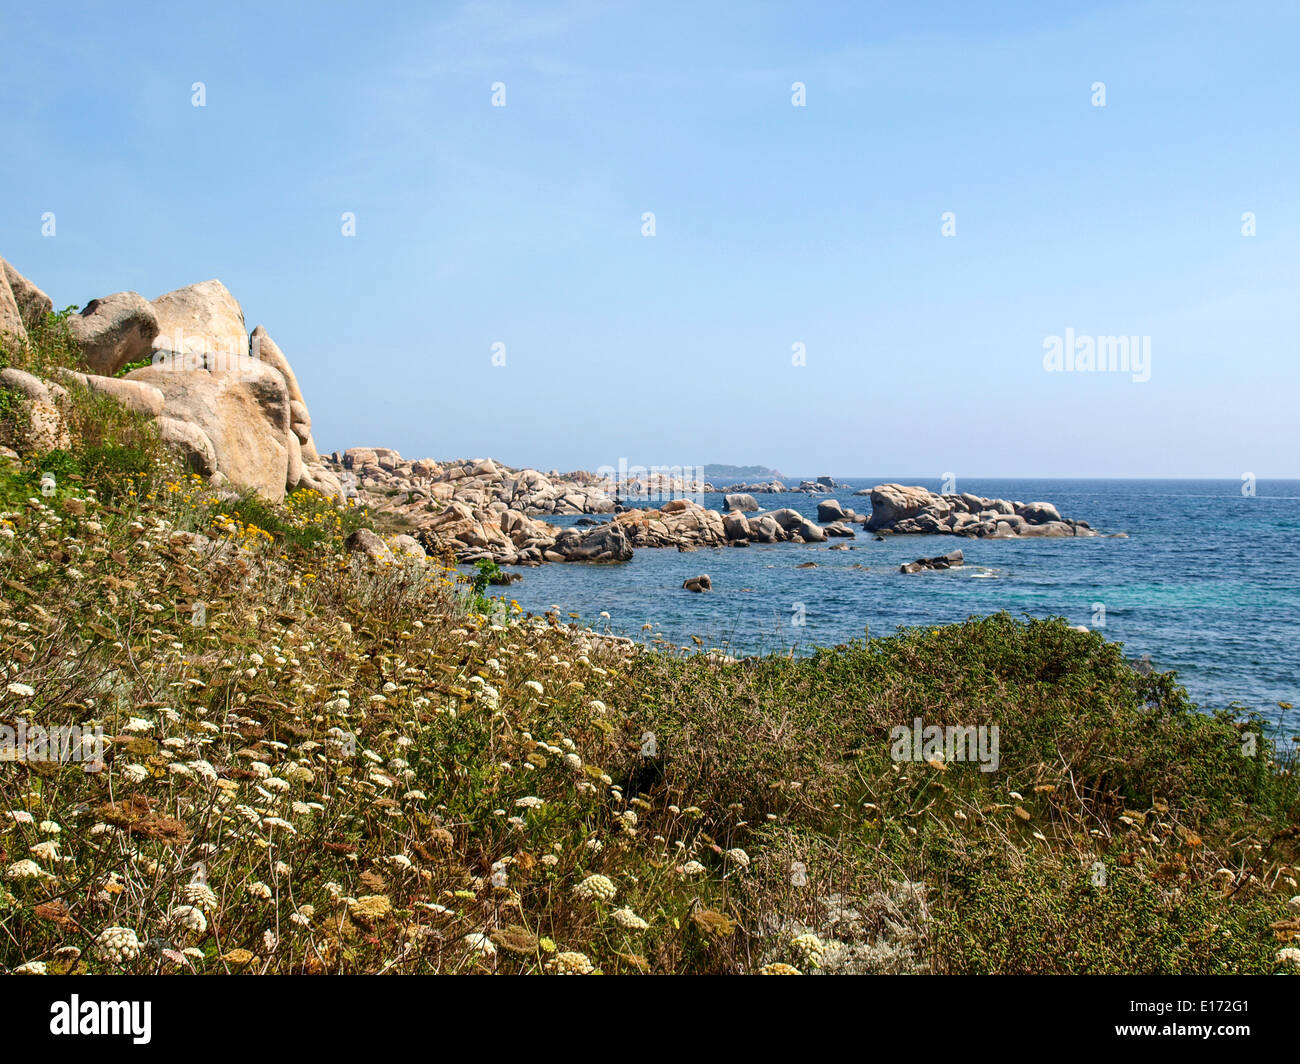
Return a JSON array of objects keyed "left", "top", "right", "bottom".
[{"left": 494, "top": 479, "right": 1300, "bottom": 728}]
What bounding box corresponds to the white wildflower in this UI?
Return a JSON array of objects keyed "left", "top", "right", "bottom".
[
  {"left": 94, "top": 926, "right": 142, "bottom": 965},
  {"left": 573, "top": 874, "right": 617, "bottom": 903},
  {"left": 548, "top": 950, "right": 594, "bottom": 974},
  {"left": 611, "top": 907, "right": 649, "bottom": 931},
  {"left": 181, "top": 882, "right": 218, "bottom": 911},
  {"left": 169, "top": 905, "right": 207, "bottom": 935}
]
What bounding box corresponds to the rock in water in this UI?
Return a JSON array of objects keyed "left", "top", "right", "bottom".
[
  {"left": 866, "top": 484, "right": 946, "bottom": 530},
  {"left": 552, "top": 522, "right": 633, "bottom": 562},
  {"left": 683, "top": 574, "right": 712, "bottom": 592},
  {"left": 866, "top": 483, "right": 1096, "bottom": 538},
  {"left": 722, "top": 511, "right": 751, "bottom": 541},
  {"left": 1018, "top": 501, "right": 1062, "bottom": 525},
  {"left": 900, "top": 549, "right": 964, "bottom": 573},
  {"left": 816, "top": 499, "right": 848, "bottom": 522}
]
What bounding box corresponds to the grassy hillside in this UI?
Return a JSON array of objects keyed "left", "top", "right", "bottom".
[{"left": 1, "top": 317, "right": 1298, "bottom": 975}]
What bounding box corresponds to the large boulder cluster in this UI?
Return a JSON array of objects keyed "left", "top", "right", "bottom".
[
  {"left": 327, "top": 449, "right": 705, "bottom": 564},
  {"left": 612, "top": 498, "right": 727, "bottom": 549},
  {"left": 330, "top": 450, "right": 619, "bottom": 516},
  {"left": 862, "top": 483, "right": 1096, "bottom": 538},
  {"left": 333, "top": 452, "right": 1103, "bottom": 567},
  {"left": 0, "top": 258, "right": 340, "bottom": 503}
]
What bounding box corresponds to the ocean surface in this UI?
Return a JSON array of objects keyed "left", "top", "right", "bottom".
[{"left": 492, "top": 479, "right": 1300, "bottom": 728}]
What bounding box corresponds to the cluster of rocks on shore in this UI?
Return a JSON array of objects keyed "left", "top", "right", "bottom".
[{"left": 323, "top": 449, "right": 1102, "bottom": 567}]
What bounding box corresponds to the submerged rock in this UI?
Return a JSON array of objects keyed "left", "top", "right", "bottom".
[{"left": 900, "top": 549, "right": 964, "bottom": 574}]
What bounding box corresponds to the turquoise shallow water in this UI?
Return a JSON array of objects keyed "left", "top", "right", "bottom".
[{"left": 490, "top": 479, "right": 1300, "bottom": 727}]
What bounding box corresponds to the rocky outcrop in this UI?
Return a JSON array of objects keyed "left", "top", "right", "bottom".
[
  {"left": 614, "top": 499, "right": 728, "bottom": 550},
  {"left": 67, "top": 293, "right": 159, "bottom": 375},
  {"left": 335, "top": 450, "right": 620, "bottom": 518},
  {"left": 38, "top": 272, "right": 342, "bottom": 501},
  {"left": 720, "top": 478, "right": 848, "bottom": 495},
  {"left": 156, "top": 416, "right": 217, "bottom": 476},
  {"left": 2, "top": 258, "right": 52, "bottom": 334},
  {"left": 55, "top": 369, "right": 165, "bottom": 418},
  {"left": 863, "top": 484, "right": 936, "bottom": 529},
  {"left": 865, "top": 484, "right": 1096, "bottom": 538},
  {"left": 413, "top": 500, "right": 634, "bottom": 567},
  {"left": 127, "top": 360, "right": 292, "bottom": 501},
  {"left": 150, "top": 280, "right": 248, "bottom": 365},
  {"left": 346, "top": 528, "right": 395, "bottom": 564},
  {"left": 0, "top": 267, "right": 29, "bottom": 344},
  {"left": 683, "top": 574, "right": 712, "bottom": 592},
  {"left": 331, "top": 451, "right": 618, "bottom": 518},
  {"left": 717, "top": 480, "right": 788, "bottom": 494},
  {"left": 816, "top": 498, "right": 860, "bottom": 523},
  {"left": 551, "top": 522, "right": 633, "bottom": 562},
  {"left": 765, "top": 507, "right": 827, "bottom": 543},
  {"left": 356, "top": 460, "right": 730, "bottom": 565},
  {"left": 0, "top": 367, "right": 65, "bottom": 404}
]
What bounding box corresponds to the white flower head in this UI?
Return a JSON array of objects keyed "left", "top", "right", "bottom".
[
  {"left": 573, "top": 874, "right": 617, "bottom": 903},
  {"left": 94, "top": 926, "right": 142, "bottom": 965},
  {"left": 169, "top": 905, "right": 208, "bottom": 935},
  {"left": 611, "top": 907, "right": 649, "bottom": 931}
]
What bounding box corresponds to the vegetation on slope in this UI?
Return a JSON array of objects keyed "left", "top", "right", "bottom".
[{"left": 1, "top": 315, "right": 1298, "bottom": 975}]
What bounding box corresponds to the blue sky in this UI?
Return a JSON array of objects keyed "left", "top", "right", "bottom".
[{"left": 2, "top": 1, "right": 1297, "bottom": 476}]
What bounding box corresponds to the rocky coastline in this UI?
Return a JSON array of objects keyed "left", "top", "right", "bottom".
[
  {"left": 1, "top": 257, "right": 1104, "bottom": 572},
  {"left": 326, "top": 449, "right": 1103, "bottom": 567}
]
